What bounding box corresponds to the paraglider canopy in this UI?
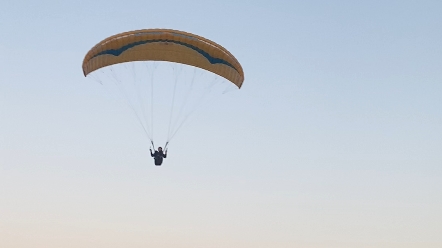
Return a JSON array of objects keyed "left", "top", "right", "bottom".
[
  {"left": 82, "top": 29, "right": 244, "bottom": 88},
  {"left": 82, "top": 29, "right": 244, "bottom": 153}
]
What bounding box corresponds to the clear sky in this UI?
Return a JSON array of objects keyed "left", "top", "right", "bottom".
[{"left": 1, "top": 1, "right": 441, "bottom": 247}]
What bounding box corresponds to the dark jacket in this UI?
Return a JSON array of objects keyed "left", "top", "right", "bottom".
[{"left": 151, "top": 150, "right": 167, "bottom": 165}]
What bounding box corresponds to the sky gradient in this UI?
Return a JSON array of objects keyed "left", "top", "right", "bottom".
[{"left": 1, "top": 1, "right": 441, "bottom": 247}]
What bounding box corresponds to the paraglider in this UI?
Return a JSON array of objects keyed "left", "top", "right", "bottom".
[
  {"left": 82, "top": 29, "right": 244, "bottom": 165},
  {"left": 150, "top": 147, "right": 167, "bottom": 166}
]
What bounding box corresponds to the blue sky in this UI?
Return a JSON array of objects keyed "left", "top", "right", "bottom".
[{"left": 1, "top": 1, "right": 441, "bottom": 247}]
